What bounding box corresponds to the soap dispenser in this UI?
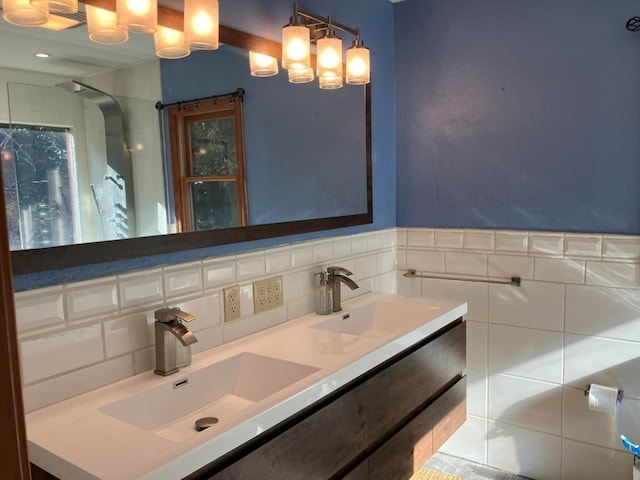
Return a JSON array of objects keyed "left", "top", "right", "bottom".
[{"left": 315, "top": 271, "right": 333, "bottom": 315}]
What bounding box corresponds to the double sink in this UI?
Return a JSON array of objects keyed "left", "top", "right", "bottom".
[{"left": 98, "top": 298, "right": 441, "bottom": 443}]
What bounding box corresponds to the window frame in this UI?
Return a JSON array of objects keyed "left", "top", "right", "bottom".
[{"left": 167, "top": 97, "right": 248, "bottom": 232}]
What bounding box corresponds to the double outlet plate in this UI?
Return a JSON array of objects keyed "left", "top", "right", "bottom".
[{"left": 223, "top": 275, "right": 284, "bottom": 322}]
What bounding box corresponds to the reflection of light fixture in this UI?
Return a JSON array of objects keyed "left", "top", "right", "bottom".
[
  {"left": 117, "top": 0, "right": 157, "bottom": 34},
  {"left": 39, "top": 13, "right": 80, "bottom": 30},
  {"left": 346, "top": 34, "right": 370, "bottom": 85},
  {"left": 184, "top": 0, "right": 218, "bottom": 50},
  {"left": 31, "top": 0, "right": 77, "bottom": 15},
  {"left": 154, "top": 25, "right": 190, "bottom": 59},
  {"left": 86, "top": 5, "right": 128, "bottom": 44},
  {"left": 288, "top": 67, "right": 314, "bottom": 83},
  {"left": 279, "top": 2, "right": 370, "bottom": 89},
  {"left": 2, "top": 0, "right": 49, "bottom": 26},
  {"left": 249, "top": 51, "right": 279, "bottom": 77}
]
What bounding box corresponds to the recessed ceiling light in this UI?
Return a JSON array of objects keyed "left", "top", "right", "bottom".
[{"left": 35, "top": 52, "right": 51, "bottom": 58}]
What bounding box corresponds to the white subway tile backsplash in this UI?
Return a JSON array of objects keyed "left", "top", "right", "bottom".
[
  {"left": 373, "top": 271, "right": 396, "bottom": 294},
  {"left": 562, "top": 439, "right": 633, "bottom": 480},
  {"left": 175, "top": 294, "right": 221, "bottom": 331},
  {"left": 464, "top": 230, "right": 495, "bottom": 252},
  {"left": 291, "top": 244, "right": 314, "bottom": 268},
  {"left": 488, "top": 255, "right": 534, "bottom": 280},
  {"left": 529, "top": 233, "right": 564, "bottom": 256},
  {"left": 164, "top": 262, "right": 203, "bottom": 298},
  {"left": 564, "top": 334, "right": 640, "bottom": 399},
  {"left": 445, "top": 252, "right": 487, "bottom": 276},
  {"left": 602, "top": 235, "right": 640, "bottom": 259},
  {"left": 351, "top": 234, "right": 369, "bottom": 255},
  {"left": 21, "top": 324, "right": 104, "bottom": 384},
  {"left": 564, "top": 235, "right": 602, "bottom": 258},
  {"left": 355, "top": 254, "right": 378, "bottom": 279},
  {"left": 239, "top": 284, "right": 254, "bottom": 318},
  {"left": 382, "top": 229, "right": 397, "bottom": 248},
  {"left": 236, "top": 253, "right": 266, "bottom": 281},
  {"left": 534, "top": 258, "right": 585, "bottom": 284},
  {"left": 190, "top": 327, "right": 224, "bottom": 355},
  {"left": 494, "top": 231, "right": 528, "bottom": 253},
  {"left": 489, "top": 282, "right": 564, "bottom": 331},
  {"left": 104, "top": 312, "right": 152, "bottom": 358},
  {"left": 488, "top": 374, "right": 562, "bottom": 435},
  {"left": 377, "top": 250, "right": 396, "bottom": 273},
  {"left": 15, "top": 286, "right": 64, "bottom": 333},
  {"left": 565, "top": 285, "right": 640, "bottom": 341},
  {"left": 203, "top": 259, "right": 236, "bottom": 288},
  {"left": 118, "top": 269, "right": 163, "bottom": 309},
  {"left": 366, "top": 231, "right": 384, "bottom": 251},
  {"left": 66, "top": 280, "right": 118, "bottom": 321},
  {"left": 487, "top": 420, "right": 561, "bottom": 480},
  {"left": 313, "top": 240, "right": 334, "bottom": 263},
  {"left": 489, "top": 324, "right": 563, "bottom": 383},
  {"left": 406, "top": 250, "right": 445, "bottom": 272},
  {"left": 407, "top": 228, "right": 435, "bottom": 248},
  {"left": 223, "top": 306, "right": 286, "bottom": 343},
  {"left": 435, "top": 229, "right": 464, "bottom": 249},
  {"left": 333, "top": 238, "right": 352, "bottom": 259},
  {"left": 265, "top": 247, "right": 291, "bottom": 274},
  {"left": 396, "top": 228, "right": 408, "bottom": 247},
  {"left": 586, "top": 261, "right": 640, "bottom": 288}
]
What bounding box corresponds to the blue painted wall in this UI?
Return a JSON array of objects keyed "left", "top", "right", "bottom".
[
  {"left": 395, "top": 0, "right": 640, "bottom": 234},
  {"left": 14, "top": 0, "right": 396, "bottom": 290}
]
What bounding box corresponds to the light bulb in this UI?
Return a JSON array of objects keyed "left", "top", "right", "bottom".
[
  {"left": 282, "top": 23, "right": 310, "bottom": 70},
  {"left": 249, "top": 51, "right": 279, "bottom": 77}
]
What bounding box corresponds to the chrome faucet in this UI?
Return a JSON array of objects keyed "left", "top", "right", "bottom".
[
  {"left": 153, "top": 307, "right": 198, "bottom": 376},
  {"left": 327, "top": 266, "right": 359, "bottom": 312}
]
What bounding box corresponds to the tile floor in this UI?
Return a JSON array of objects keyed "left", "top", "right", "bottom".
[{"left": 424, "top": 453, "right": 533, "bottom": 480}]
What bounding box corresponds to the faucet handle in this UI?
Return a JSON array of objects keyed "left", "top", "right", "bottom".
[
  {"left": 154, "top": 307, "right": 195, "bottom": 323},
  {"left": 327, "top": 266, "right": 353, "bottom": 276}
]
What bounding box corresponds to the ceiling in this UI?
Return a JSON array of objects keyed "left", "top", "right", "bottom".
[{"left": 0, "top": 9, "right": 155, "bottom": 77}]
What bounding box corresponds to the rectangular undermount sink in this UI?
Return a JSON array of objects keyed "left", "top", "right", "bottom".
[
  {"left": 99, "top": 352, "right": 319, "bottom": 443},
  {"left": 311, "top": 300, "right": 441, "bottom": 337}
]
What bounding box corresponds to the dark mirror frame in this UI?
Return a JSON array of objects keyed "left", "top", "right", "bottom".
[{"left": 10, "top": 5, "right": 372, "bottom": 275}]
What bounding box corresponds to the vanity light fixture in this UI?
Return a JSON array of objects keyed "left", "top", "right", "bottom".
[
  {"left": 116, "top": 0, "right": 157, "bottom": 34},
  {"left": 184, "top": 0, "right": 218, "bottom": 50},
  {"left": 287, "top": 66, "right": 314, "bottom": 83},
  {"left": 2, "top": 0, "right": 49, "bottom": 26},
  {"left": 39, "top": 13, "right": 80, "bottom": 30},
  {"left": 86, "top": 5, "right": 128, "bottom": 44},
  {"left": 280, "top": 2, "right": 371, "bottom": 89},
  {"left": 249, "top": 51, "right": 279, "bottom": 77},
  {"left": 154, "top": 25, "right": 190, "bottom": 59}
]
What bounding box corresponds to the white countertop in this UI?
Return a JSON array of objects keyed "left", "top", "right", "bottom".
[{"left": 26, "top": 293, "right": 467, "bottom": 480}]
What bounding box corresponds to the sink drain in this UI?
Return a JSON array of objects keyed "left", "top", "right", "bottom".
[{"left": 195, "top": 417, "right": 219, "bottom": 431}]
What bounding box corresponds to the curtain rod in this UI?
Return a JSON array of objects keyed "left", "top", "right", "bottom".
[{"left": 155, "top": 88, "right": 245, "bottom": 111}]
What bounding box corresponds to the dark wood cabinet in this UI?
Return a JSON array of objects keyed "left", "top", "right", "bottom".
[{"left": 195, "top": 319, "right": 466, "bottom": 480}]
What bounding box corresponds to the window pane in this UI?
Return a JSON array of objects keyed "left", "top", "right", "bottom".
[
  {"left": 189, "top": 117, "right": 238, "bottom": 177},
  {"left": 189, "top": 180, "right": 239, "bottom": 231},
  {"left": 0, "top": 124, "right": 75, "bottom": 250}
]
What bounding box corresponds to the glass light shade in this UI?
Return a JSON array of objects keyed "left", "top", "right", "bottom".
[
  {"left": 154, "top": 26, "right": 190, "bottom": 59},
  {"left": 116, "top": 0, "right": 157, "bottom": 34},
  {"left": 319, "top": 73, "right": 343, "bottom": 90},
  {"left": 282, "top": 24, "right": 310, "bottom": 70},
  {"left": 249, "top": 51, "right": 279, "bottom": 77},
  {"left": 2, "top": 0, "right": 48, "bottom": 26},
  {"left": 288, "top": 67, "right": 314, "bottom": 84},
  {"left": 346, "top": 43, "right": 370, "bottom": 85},
  {"left": 86, "top": 5, "right": 128, "bottom": 44},
  {"left": 316, "top": 35, "right": 342, "bottom": 79},
  {"left": 31, "top": 0, "right": 76, "bottom": 14},
  {"left": 184, "top": 0, "right": 218, "bottom": 50},
  {"left": 39, "top": 13, "right": 79, "bottom": 30}
]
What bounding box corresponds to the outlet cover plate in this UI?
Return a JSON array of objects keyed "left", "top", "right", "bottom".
[
  {"left": 253, "top": 275, "right": 284, "bottom": 314},
  {"left": 223, "top": 285, "right": 241, "bottom": 322}
]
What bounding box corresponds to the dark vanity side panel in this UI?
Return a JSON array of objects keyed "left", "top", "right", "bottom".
[
  {"left": 366, "top": 377, "right": 467, "bottom": 480},
  {"left": 367, "top": 320, "right": 466, "bottom": 441},
  {"left": 208, "top": 385, "right": 369, "bottom": 480}
]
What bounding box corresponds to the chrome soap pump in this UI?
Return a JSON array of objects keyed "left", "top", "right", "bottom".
[{"left": 315, "top": 271, "right": 333, "bottom": 315}]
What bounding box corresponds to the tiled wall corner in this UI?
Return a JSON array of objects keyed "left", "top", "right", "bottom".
[
  {"left": 18, "top": 228, "right": 397, "bottom": 412},
  {"left": 398, "top": 227, "right": 639, "bottom": 479}
]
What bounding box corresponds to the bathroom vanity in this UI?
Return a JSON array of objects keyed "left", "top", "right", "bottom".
[{"left": 28, "top": 293, "right": 467, "bottom": 480}]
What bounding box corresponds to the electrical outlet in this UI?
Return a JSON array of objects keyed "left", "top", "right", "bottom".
[
  {"left": 223, "top": 285, "right": 241, "bottom": 322},
  {"left": 253, "top": 275, "right": 284, "bottom": 314}
]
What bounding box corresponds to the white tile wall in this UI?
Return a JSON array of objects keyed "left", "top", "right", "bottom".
[
  {"left": 18, "top": 226, "right": 640, "bottom": 479},
  {"left": 398, "top": 227, "right": 640, "bottom": 479},
  {"left": 17, "top": 229, "right": 397, "bottom": 412}
]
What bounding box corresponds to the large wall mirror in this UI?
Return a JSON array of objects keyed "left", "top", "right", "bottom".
[{"left": 2, "top": 3, "right": 372, "bottom": 276}]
